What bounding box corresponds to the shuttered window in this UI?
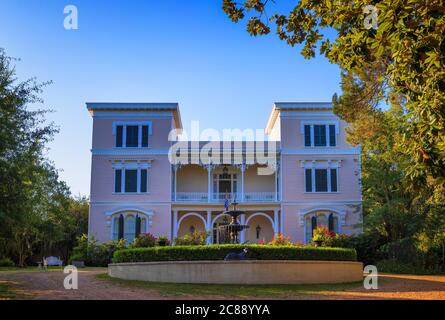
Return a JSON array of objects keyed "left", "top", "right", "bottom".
[
  {"left": 315, "top": 169, "right": 328, "bottom": 192},
  {"left": 314, "top": 125, "right": 327, "bottom": 146},
  {"left": 125, "top": 169, "right": 138, "bottom": 192},
  {"left": 126, "top": 126, "right": 139, "bottom": 147}
]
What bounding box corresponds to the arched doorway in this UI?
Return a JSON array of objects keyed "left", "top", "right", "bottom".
[
  {"left": 177, "top": 213, "right": 206, "bottom": 237},
  {"left": 245, "top": 213, "right": 274, "bottom": 244}
]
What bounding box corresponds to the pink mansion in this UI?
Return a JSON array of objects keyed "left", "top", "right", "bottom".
[{"left": 87, "top": 102, "right": 362, "bottom": 245}]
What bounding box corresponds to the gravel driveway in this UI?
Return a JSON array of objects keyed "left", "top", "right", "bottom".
[{"left": 1, "top": 269, "right": 444, "bottom": 300}]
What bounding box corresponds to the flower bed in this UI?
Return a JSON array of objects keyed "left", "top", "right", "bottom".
[{"left": 112, "top": 244, "right": 357, "bottom": 263}]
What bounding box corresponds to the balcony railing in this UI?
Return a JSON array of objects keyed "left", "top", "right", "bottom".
[{"left": 173, "top": 192, "right": 278, "bottom": 202}]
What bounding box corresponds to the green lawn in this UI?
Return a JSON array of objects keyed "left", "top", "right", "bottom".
[{"left": 96, "top": 273, "right": 361, "bottom": 298}]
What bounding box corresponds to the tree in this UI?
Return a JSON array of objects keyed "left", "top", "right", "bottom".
[
  {"left": 0, "top": 49, "right": 88, "bottom": 266},
  {"left": 222, "top": 0, "right": 445, "bottom": 187}
]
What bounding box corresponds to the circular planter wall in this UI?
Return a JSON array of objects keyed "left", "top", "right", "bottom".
[{"left": 108, "top": 260, "right": 364, "bottom": 284}]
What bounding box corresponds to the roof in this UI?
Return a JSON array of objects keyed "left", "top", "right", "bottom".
[
  {"left": 86, "top": 102, "right": 182, "bottom": 130},
  {"left": 265, "top": 102, "right": 333, "bottom": 134}
]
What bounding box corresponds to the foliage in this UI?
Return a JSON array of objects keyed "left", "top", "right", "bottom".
[
  {"left": 312, "top": 227, "right": 335, "bottom": 243},
  {"left": 0, "top": 258, "right": 15, "bottom": 267},
  {"left": 157, "top": 235, "right": 171, "bottom": 246},
  {"left": 113, "top": 245, "right": 357, "bottom": 263},
  {"left": 0, "top": 49, "right": 89, "bottom": 266},
  {"left": 130, "top": 233, "right": 157, "bottom": 248},
  {"left": 267, "top": 233, "right": 294, "bottom": 246},
  {"left": 174, "top": 231, "right": 207, "bottom": 246},
  {"left": 223, "top": 0, "right": 445, "bottom": 185},
  {"left": 70, "top": 234, "right": 126, "bottom": 267}
]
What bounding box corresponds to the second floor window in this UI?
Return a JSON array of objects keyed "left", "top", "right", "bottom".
[
  {"left": 115, "top": 168, "right": 148, "bottom": 193},
  {"left": 115, "top": 123, "right": 151, "bottom": 148},
  {"left": 305, "top": 168, "right": 338, "bottom": 193},
  {"left": 304, "top": 124, "right": 337, "bottom": 147}
]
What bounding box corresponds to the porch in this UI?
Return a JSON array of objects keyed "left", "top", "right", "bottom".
[{"left": 172, "top": 163, "right": 280, "bottom": 203}]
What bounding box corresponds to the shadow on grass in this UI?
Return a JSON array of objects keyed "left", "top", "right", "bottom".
[{"left": 96, "top": 273, "right": 362, "bottom": 298}]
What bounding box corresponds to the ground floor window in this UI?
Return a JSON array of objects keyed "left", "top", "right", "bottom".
[
  {"left": 305, "top": 212, "right": 339, "bottom": 243},
  {"left": 112, "top": 214, "right": 146, "bottom": 242}
]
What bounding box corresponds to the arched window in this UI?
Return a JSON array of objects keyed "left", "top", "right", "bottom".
[
  {"left": 305, "top": 212, "right": 340, "bottom": 243},
  {"left": 124, "top": 215, "right": 136, "bottom": 242},
  {"left": 111, "top": 212, "right": 149, "bottom": 243}
]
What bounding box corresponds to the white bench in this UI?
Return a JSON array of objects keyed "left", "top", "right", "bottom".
[{"left": 44, "top": 256, "right": 63, "bottom": 266}]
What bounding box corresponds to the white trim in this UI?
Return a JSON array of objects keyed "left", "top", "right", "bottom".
[
  {"left": 281, "top": 147, "right": 361, "bottom": 155},
  {"left": 106, "top": 208, "right": 153, "bottom": 240}
]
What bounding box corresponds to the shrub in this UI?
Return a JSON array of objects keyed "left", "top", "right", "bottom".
[
  {"left": 70, "top": 234, "right": 126, "bottom": 266},
  {"left": 131, "top": 233, "right": 156, "bottom": 248},
  {"left": 174, "top": 231, "right": 207, "bottom": 245},
  {"left": 113, "top": 244, "right": 357, "bottom": 263},
  {"left": 157, "top": 235, "right": 170, "bottom": 246},
  {"left": 268, "top": 234, "right": 294, "bottom": 246},
  {"left": 0, "top": 257, "right": 15, "bottom": 267},
  {"left": 312, "top": 226, "right": 335, "bottom": 243}
]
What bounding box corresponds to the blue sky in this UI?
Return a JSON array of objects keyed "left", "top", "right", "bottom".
[{"left": 0, "top": 0, "right": 341, "bottom": 196}]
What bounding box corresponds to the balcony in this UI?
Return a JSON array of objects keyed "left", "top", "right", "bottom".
[{"left": 172, "top": 192, "right": 278, "bottom": 203}]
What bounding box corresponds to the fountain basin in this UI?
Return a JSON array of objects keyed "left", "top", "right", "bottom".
[{"left": 108, "top": 260, "right": 364, "bottom": 284}]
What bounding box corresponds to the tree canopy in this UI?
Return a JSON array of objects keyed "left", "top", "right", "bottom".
[{"left": 223, "top": 0, "right": 445, "bottom": 187}]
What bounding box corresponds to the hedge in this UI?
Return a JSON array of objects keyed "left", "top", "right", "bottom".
[{"left": 112, "top": 245, "right": 357, "bottom": 263}]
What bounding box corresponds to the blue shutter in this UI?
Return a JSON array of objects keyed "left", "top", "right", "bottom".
[
  {"left": 330, "top": 168, "right": 338, "bottom": 192},
  {"left": 329, "top": 125, "right": 336, "bottom": 146},
  {"left": 116, "top": 125, "right": 123, "bottom": 147},
  {"left": 125, "top": 170, "right": 138, "bottom": 192},
  {"left": 115, "top": 170, "right": 122, "bottom": 193},
  {"left": 328, "top": 214, "right": 334, "bottom": 233},
  {"left": 135, "top": 215, "right": 141, "bottom": 237},
  {"left": 118, "top": 214, "right": 124, "bottom": 240},
  {"left": 142, "top": 125, "right": 149, "bottom": 147},
  {"left": 304, "top": 125, "right": 311, "bottom": 146},
  {"left": 140, "top": 169, "right": 147, "bottom": 193},
  {"left": 305, "top": 169, "right": 312, "bottom": 192}
]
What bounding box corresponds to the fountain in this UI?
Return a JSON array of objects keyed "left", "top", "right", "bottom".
[{"left": 218, "top": 201, "right": 249, "bottom": 244}]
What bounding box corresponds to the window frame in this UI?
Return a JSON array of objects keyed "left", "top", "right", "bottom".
[
  {"left": 112, "top": 161, "right": 151, "bottom": 194},
  {"left": 300, "top": 121, "right": 339, "bottom": 148},
  {"left": 303, "top": 161, "right": 340, "bottom": 193},
  {"left": 113, "top": 122, "right": 152, "bottom": 148}
]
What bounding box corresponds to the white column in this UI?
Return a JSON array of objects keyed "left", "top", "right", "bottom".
[
  {"left": 274, "top": 161, "right": 278, "bottom": 201},
  {"left": 206, "top": 210, "right": 212, "bottom": 244},
  {"left": 173, "top": 164, "right": 178, "bottom": 201},
  {"left": 173, "top": 210, "right": 178, "bottom": 242},
  {"left": 240, "top": 213, "right": 246, "bottom": 243},
  {"left": 207, "top": 164, "right": 212, "bottom": 202},
  {"left": 274, "top": 209, "right": 279, "bottom": 235},
  {"left": 241, "top": 163, "right": 245, "bottom": 201}
]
